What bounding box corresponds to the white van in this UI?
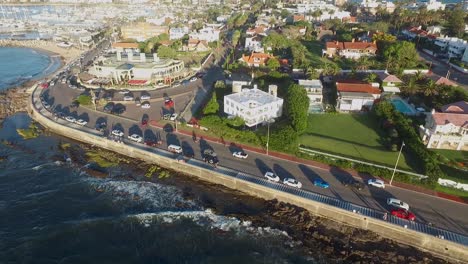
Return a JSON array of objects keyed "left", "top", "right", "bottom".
[{"left": 168, "top": 144, "right": 182, "bottom": 154}]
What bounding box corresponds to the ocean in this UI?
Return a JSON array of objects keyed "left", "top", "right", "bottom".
[
  {"left": 0, "top": 47, "right": 314, "bottom": 262},
  {"left": 0, "top": 47, "right": 61, "bottom": 91}
]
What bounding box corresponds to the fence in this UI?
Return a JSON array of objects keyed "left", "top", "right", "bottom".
[{"left": 299, "top": 146, "right": 428, "bottom": 179}]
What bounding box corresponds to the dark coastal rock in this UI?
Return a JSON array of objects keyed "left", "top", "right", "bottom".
[{"left": 0, "top": 85, "right": 31, "bottom": 125}]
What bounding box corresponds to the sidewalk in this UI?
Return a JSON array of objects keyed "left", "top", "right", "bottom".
[{"left": 152, "top": 121, "right": 467, "bottom": 205}]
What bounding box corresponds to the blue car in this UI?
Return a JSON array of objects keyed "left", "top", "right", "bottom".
[
  {"left": 181, "top": 80, "right": 190, "bottom": 85},
  {"left": 313, "top": 179, "right": 330, "bottom": 188}
]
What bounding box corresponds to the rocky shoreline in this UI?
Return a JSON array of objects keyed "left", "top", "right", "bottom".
[
  {"left": 57, "top": 140, "right": 449, "bottom": 264},
  {"left": 0, "top": 83, "right": 34, "bottom": 126}
]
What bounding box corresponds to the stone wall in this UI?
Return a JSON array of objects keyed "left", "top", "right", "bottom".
[{"left": 28, "top": 94, "right": 468, "bottom": 263}]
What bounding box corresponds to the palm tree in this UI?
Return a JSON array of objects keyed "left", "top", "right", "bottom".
[
  {"left": 422, "top": 80, "right": 438, "bottom": 97},
  {"left": 321, "top": 62, "right": 340, "bottom": 76},
  {"left": 357, "top": 56, "right": 371, "bottom": 71},
  {"left": 306, "top": 66, "right": 320, "bottom": 79},
  {"left": 401, "top": 77, "right": 419, "bottom": 95},
  {"left": 364, "top": 73, "right": 378, "bottom": 83}
]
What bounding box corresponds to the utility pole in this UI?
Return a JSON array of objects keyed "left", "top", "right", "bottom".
[{"left": 390, "top": 142, "right": 405, "bottom": 185}]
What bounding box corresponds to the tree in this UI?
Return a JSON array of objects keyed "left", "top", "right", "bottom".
[
  {"left": 383, "top": 41, "right": 418, "bottom": 72},
  {"left": 401, "top": 77, "right": 419, "bottom": 95},
  {"left": 321, "top": 62, "right": 341, "bottom": 76},
  {"left": 422, "top": 79, "right": 438, "bottom": 97},
  {"left": 157, "top": 45, "right": 176, "bottom": 59},
  {"left": 284, "top": 84, "right": 310, "bottom": 133},
  {"left": 446, "top": 6, "right": 466, "bottom": 38},
  {"left": 338, "top": 33, "right": 353, "bottom": 42},
  {"left": 203, "top": 91, "right": 219, "bottom": 115},
  {"left": 262, "top": 32, "right": 289, "bottom": 52},
  {"left": 364, "top": 73, "right": 378, "bottom": 83},
  {"left": 306, "top": 66, "right": 320, "bottom": 79},
  {"left": 266, "top": 57, "right": 280, "bottom": 70},
  {"left": 231, "top": 30, "right": 241, "bottom": 47}
]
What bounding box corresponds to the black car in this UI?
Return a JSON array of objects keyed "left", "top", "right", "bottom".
[
  {"left": 103, "top": 102, "right": 114, "bottom": 112},
  {"left": 70, "top": 101, "right": 79, "bottom": 108},
  {"left": 342, "top": 179, "right": 364, "bottom": 191},
  {"left": 95, "top": 122, "right": 107, "bottom": 132},
  {"left": 203, "top": 149, "right": 219, "bottom": 165}
]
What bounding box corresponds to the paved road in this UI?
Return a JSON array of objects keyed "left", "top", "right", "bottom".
[
  {"left": 418, "top": 51, "right": 468, "bottom": 88},
  {"left": 38, "top": 83, "right": 468, "bottom": 236}
]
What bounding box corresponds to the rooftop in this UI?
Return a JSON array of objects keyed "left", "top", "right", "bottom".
[
  {"left": 433, "top": 112, "right": 468, "bottom": 128},
  {"left": 441, "top": 101, "right": 468, "bottom": 114},
  {"left": 336, "top": 80, "right": 381, "bottom": 94},
  {"left": 225, "top": 88, "right": 283, "bottom": 108}
]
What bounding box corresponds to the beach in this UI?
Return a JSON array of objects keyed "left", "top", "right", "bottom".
[{"left": 0, "top": 39, "right": 82, "bottom": 65}]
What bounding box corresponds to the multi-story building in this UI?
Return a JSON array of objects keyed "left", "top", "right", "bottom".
[
  {"left": 89, "top": 52, "right": 187, "bottom": 86},
  {"left": 434, "top": 37, "right": 468, "bottom": 59},
  {"left": 336, "top": 80, "right": 381, "bottom": 112},
  {"left": 189, "top": 27, "right": 220, "bottom": 42},
  {"left": 420, "top": 101, "right": 468, "bottom": 151},
  {"left": 121, "top": 22, "right": 169, "bottom": 42},
  {"left": 462, "top": 48, "right": 468, "bottom": 64},
  {"left": 169, "top": 27, "right": 189, "bottom": 40},
  {"left": 244, "top": 35, "right": 264, "bottom": 53},
  {"left": 298, "top": 79, "right": 323, "bottom": 112},
  {"left": 224, "top": 85, "right": 283, "bottom": 127},
  {"left": 323, "top": 40, "right": 377, "bottom": 59}
]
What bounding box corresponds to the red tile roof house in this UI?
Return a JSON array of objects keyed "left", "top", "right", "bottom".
[
  {"left": 336, "top": 80, "right": 381, "bottom": 112},
  {"left": 323, "top": 40, "right": 377, "bottom": 60},
  {"left": 420, "top": 101, "right": 468, "bottom": 150},
  {"left": 240, "top": 52, "right": 274, "bottom": 67},
  {"left": 111, "top": 42, "right": 140, "bottom": 53}
]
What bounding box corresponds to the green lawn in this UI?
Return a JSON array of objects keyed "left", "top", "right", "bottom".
[
  {"left": 433, "top": 149, "right": 468, "bottom": 183},
  {"left": 299, "top": 114, "right": 412, "bottom": 170}
]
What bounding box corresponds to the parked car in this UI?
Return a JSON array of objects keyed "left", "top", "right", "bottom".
[
  {"left": 283, "top": 178, "right": 302, "bottom": 188},
  {"left": 135, "top": 98, "right": 141, "bottom": 106},
  {"left": 103, "top": 102, "right": 114, "bottom": 112},
  {"left": 195, "top": 72, "right": 205, "bottom": 78},
  {"left": 168, "top": 144, "right": 183, "bottom": 154},
  {"left": 65, "top": 116, "right": 76, "bottom": 123},
  {"left": 368, "top": 179, "right": 385, "bottom": 189},
  {"left": 342, "top": 179, "right": 364, "bottom": 191},
  {"left": 141, "top": 102, "right": 151, "bottom": 109},
  {"left": 170, "top": 113, "right": 178, "bottom": 121},
  {"left": 75, "top": 119, "right": 87, "bottom": 126},
  {"left": 232, "top": 151, "right": 248, "bottom": 159},
  {"left": 162, "top": 114, "right": 171, "bottom": 120},
  {"left": 391, "top": 209, "right": 416, "bottom": 221},
  {"left": 387, "top": 198, "right": 410, "bottom": 210},
  {"left": 264, "top": 171, "right": 280, "bottom": 182},
  {"left": 95, "top": 122, "right": 107, "bottom": 131},
  {"left": 140, "top": 94, "right": 151, "bottom": 100},
  {"left": 181, "top": 80, "right": 190, "bottom": 85},
  {"left": 128, "top": 134, "right": 143, "bottom": 143},
  {"left": 313, "top": 179, "right": 330, "bottom": 188},
  {"left": 123, "top": 95, "right": 134, "bottom": 101},
  {"left": 111, "top": 130, "right": 124, "bottom": 137},
  {"left": 189, "top": 76, "right": 198, "bottom": 82},
  {"left": 118, "top": 89, "right": 130, "bottom": 94},
  {"left": 42, "top": 101, "right": 50, "bottom": 109},
  {"left": 70, "top": 101, "right": 79, "bottom": 108},
  {"left": 141, "top": 118, "right": 148, "bottom": 126}
]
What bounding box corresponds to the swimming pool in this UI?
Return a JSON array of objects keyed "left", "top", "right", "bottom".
[{"left": 391, "top": 98, "right": 416, "bottom": 115}]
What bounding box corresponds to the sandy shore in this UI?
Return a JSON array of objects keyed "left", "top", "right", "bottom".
[{"left": 0, "top": 39, "right": 82, "bottom": 64}]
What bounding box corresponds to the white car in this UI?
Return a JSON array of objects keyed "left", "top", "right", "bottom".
[
  {"left": 75, "top": 119, "right": 87, "bottom": 126},
  {"left": 111, "top": 130, "right": 124, "bottom": 137},
  {"left": 119, "top": 90, "right": 129, "bottom": 94},
  {"left": 189, "top": 77, "right": 198, "bottom": 82},
  {"left": 264, "top": 172, "right": 280, "bottom": 182},
  {"left": 140, "top": 94, "right": 151, "bottom": 100},
  {"left": 65, "top": 116, "right": 76, "bottom": 123},
  {"left": 387, "top": 198, "right": 410, "bottom": 210},
  {"left": 42, "top": 101, "right": 50, "bottom": 109},
  {"left": 141, "top": 103, "right": 151, "bottom": 109},
  {"left": 283, "top": 178, "right": 302, "bottom": 189},
  {"left": 232, "top": 151, "right": 248, "bottom": 159},
  {"left": 128, "top": 134, "right": 143, "bottom": 143},
  {"left": 170, "top": 113, "right": 178, "bottom": 121},
  {"left": 123, "top": 95, "right": 134, "bottom": 101},
  {"left": 368, "top": 179, "right": 385, "bottom": 188}
]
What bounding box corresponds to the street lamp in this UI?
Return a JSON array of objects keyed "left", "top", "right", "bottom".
[
  {"left": 264, "top": 117, "right": 274, "bottom": 155},
  {"left": 390, "top": 141, "right": 405, "bottom": 186}
]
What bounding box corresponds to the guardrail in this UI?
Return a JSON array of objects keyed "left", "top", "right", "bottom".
[
  {"left": 299, "top": 146, "right": 429, "bottom": 179},
  {"left": 31, "top": 85, "right": 468, "bottom": 247}
]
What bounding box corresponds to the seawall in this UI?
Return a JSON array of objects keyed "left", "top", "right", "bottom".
[{"left": 28, "top": 88, "right": 468, "bottom": 263}]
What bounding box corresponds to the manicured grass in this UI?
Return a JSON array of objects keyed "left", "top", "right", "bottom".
[
  {"left": 299, "top": 114, "right": 413, "bottom": 170},
  {"left": 433, "top": 149, "right": 468, "bottom": 183},
  {"left": 435, "top": 185, "right": 468, "bottom": 198},
  {"left": 434, "top": 149, "right": 468, "bottom": 164}
]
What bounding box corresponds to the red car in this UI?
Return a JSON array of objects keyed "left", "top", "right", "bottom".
[
  {"left": 391, "top": 209, "right": 416, "bottom": 221},
  {"left": 165, "top": 99, "right": 174, "bottom": 108},
  {"left": 141, "top": 119, "right": 148, "bottom": 127}
]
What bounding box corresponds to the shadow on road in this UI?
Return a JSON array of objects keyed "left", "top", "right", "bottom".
[
  {"left": 181, "top": 141, "right": 195, "bottom": 158},
  {"left": 228, "top": 142, "right": 243, "bottom": 154},
  {"left": 273, "top": 164, "right": 294, "bottom": 181},
  {"left": 166, "top": 133, "right": 180, "bottom": 146},
  {"left": 78, "top": 112, "right": 89, "bottom": 122},
  {"left": 298, "top": 164, "right": 321, "bottom": 183},
  {"left": 254, "top": 158, "right": 270, "bottom": 175}
]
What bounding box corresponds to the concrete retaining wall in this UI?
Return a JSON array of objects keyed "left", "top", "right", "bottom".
[{"left": 28, "top": 96, "right": 468, "bottom": 263}]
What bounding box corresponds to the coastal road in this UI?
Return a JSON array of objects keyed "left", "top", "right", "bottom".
[
  {"left": 40, "top": 83, "right": 468, "bottom": 236},
  {"left": 418, "top": 51, "right": 468, "bottom": 88}
]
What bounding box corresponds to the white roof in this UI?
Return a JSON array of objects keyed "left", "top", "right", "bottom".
[
  {"left": 225, "top": 88, "right": 283, "bottom": 107},
  {"left": 298, "top": 79, "right": 322, "bottom": 88}
]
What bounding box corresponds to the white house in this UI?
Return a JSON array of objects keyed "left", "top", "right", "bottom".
[
  {"left": 189, "top": 27, "right": 220, "bottom": 42},
  {"left": 298, "top": 79, "right": 323, "bottom": 112},
  {"left": 336, "top": 80, "right": 381, "bottom": 112},
  {"left": 424, "top": 0, "right": 446, "bottom": 11},
  {"left": 169, "top": 27, "right": 189, "bottom": 40},
  {"left": 226, "top": 73, "right": 253, "bottom": 94},
  {"left": 434, "top": 37, "right": 467, "bottom": 59},
  {"left": 244, "top": 35, "right": 264, "bottom": 53},
  {"left": 462, "top": 48, "right": 468, "bottom": 64},
  {"left": 420, "top": 101, "right": 468, "bottom": 151},
  {"left": 224, "top": 85, "right": 283, "bottom": 127}
]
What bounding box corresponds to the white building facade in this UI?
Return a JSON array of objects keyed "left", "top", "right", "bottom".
[
  {"left": 298, "top": 79, "right": 323, "bottom": 112},
  {"left": 189, "top": 27, "right": 220, "bottom": 42},
  {"left": 224, "top": 86, "right": 283, "bottom": 127},
  {"left": 434, "top": 37, "right": 468, "bottom": 59}
]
